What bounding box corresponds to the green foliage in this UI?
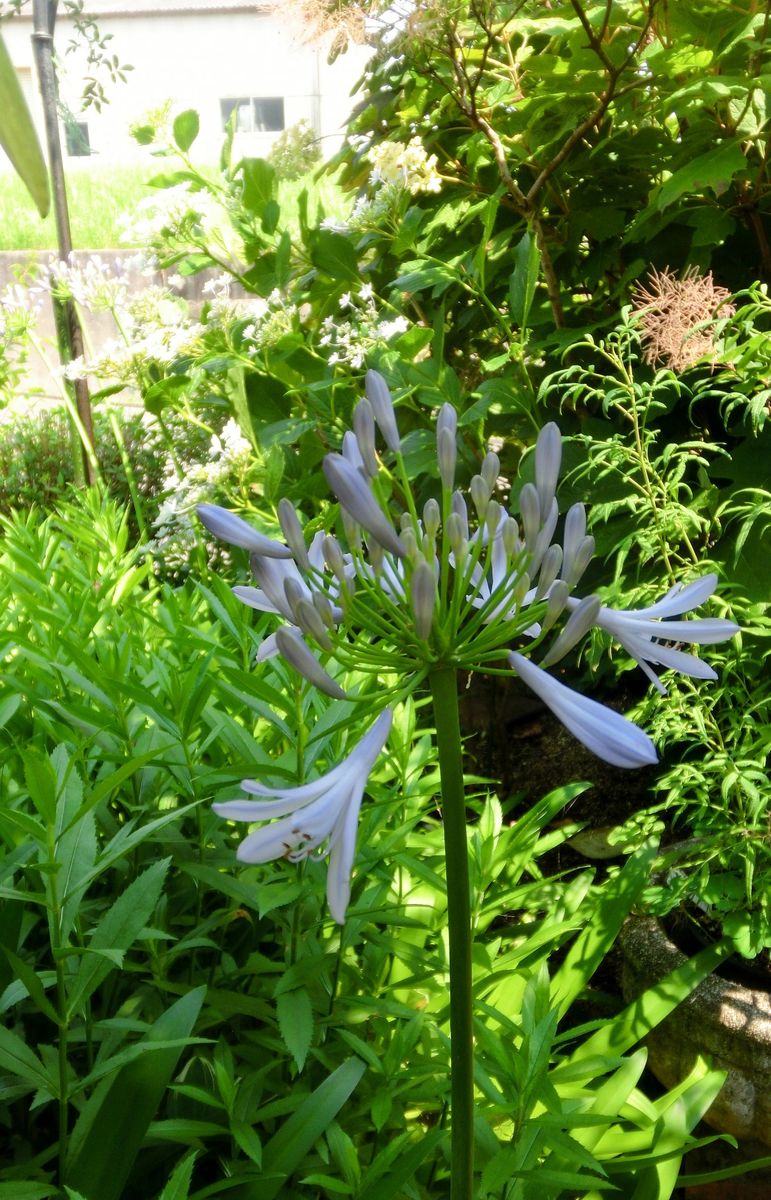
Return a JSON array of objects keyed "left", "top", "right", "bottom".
[
  {"left": 268, "top": 120, "right": 323, "bottom": 182},
  {"left": 0, "top": 29, "right": 49, "bottom": 215},
  {"left": 0, "top": 499, "right": 736, "bottom": 1195}
]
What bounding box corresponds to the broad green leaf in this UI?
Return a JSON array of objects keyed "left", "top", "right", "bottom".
[
  {"left": 66, "top": 987, "right": 205, "bottom": 1200},
  {"left": 276, "top": 988, "right": 313, "bottom": 1072},
  {"left": 66, "top": 858, "right": 170, "bottom": 1017},
  {"left": 173, "top": 109, "right": 200, "bottom": 153},
  {"left": 22, "top": 749, "right": 57, "bottom": 825},
  {"left": 0, "top": 30, "right": 49, "bottom": 215},
  {"left": 240, "top": 156, "right": 276, "bottom": 212},
  {"left": 656, "top": 141, "right": 746, "bottom": 210},
  {"left": 308, "top": 230, "right": 360, "bottom": 283}
]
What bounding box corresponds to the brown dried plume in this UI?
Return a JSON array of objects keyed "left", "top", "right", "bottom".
[{"left": 631, "top": 266, "right": 735, "bottom": 371}]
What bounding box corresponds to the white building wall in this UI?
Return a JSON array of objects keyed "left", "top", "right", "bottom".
[{"left": 0, "top": 7, "right": 369, "bottom": 167}]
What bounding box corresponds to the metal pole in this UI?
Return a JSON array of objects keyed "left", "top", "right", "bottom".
[{"left": 31, "top": 0, "right": 97, "bottom": 486}]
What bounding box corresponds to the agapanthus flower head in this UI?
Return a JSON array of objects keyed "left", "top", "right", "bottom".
[{"left": 198, "top": 370, "right": 737, "bottom": 771}]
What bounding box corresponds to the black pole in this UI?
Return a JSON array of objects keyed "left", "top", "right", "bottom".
[{"left": 31, "top": 0, "right": 97, "bottom": 486}]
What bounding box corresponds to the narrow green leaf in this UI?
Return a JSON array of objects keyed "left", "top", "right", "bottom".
[
  {"left": 1, "top": 947, "right": 60, "bottom": 1024},
  {"left": 22, "top": 749, "right": 57, "bottom": 825},
  {"left": 0, "top": 1025, "right": 55, "bottom": 1094},
  {"left": 66, "top": 858, "right": 170, "bottom": 1017},
  {"left": 255, "top": 1058, "right": 366, "bottom": 1200},
  {"left": 0, "top": 30, "right": 49, "bottom": 214},
  {"left": 159, "top": 1151, "right": 199, "bottom": 1200},
  {"left": 550, "top": 838, "right": 659, "bottom": 1017},
  {"left": 357, "top": 1129, "right": 445, "bottom": 1200},
  {"left": 66, "top": 987, "right": 205, "bottom": 1200}
]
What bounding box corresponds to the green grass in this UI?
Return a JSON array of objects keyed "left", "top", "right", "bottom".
[
  {"left": 0, "top": 164, "right": 349, "bottom": 252},
  {"left": 0, "top": 164, "right": 159, "bottom": 251}
]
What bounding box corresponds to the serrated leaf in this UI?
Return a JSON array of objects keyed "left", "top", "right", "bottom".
[
  {"left": 276, "top": 988, "right": 313, "bottom": 1072},
  {"left": 158, "top": 1151, "right": 198, "bottom": 1200},
  {"left": 66, "top": 858, "right": 170, "bottom": 1017},
  {"left": 0, "top": 1025, "right": 54, "bottom": 1094}
]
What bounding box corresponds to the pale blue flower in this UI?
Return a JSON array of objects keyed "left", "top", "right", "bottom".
[
  {"left": 214, "top": 709, "right": 393, "bottom": 922},
  {"left": 509, "top": 652, "right": 658, "bottom": 768}
]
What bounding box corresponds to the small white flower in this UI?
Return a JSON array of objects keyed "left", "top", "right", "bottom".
[{"left": 213, "top": 709, "right": 393, "bottom": 922}]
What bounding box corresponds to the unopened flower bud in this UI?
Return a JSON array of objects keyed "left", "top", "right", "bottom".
[
  {"left": 312, "top": 590, "right": 335, "bottom": 627},
  {"left": 400, "top": 527, "right": 419, "bottom": 560},
  {"left": 534, "top": 422, "right": 562, "bottom": 517},
  {"left": 470, "top": 474, "right": 491, "bottom": 518},
  {"left": 366, "top": 369, "right": 401, "bottom": 454},
  {"left": 352, "top": 397, "right": 379, "bottom": 476},
  {"left": 542, "top": 595, "right": 601, "bottom": 667},
  {"left": 518, "top": 483, "right": 541, "bottom": 548},
  {"left": 541, "top": 580, "right": 570, "bottom": 634},
  {"left": 278, "top": 498, "right": 310, "bottom": 572},
  {"left": 485, "top": 499, "right": 502, "bottom": 539},
  {"left": 423, "top": 497, "right": 440, "bottom": 539},
  {"left": 481, "top": 451, "right": 500, "bottom": 491},
  {"left": 324, "top": 452, "right": 405, "bottom": 558},
  {"left": 502, "top": 516, "right": 522, "bottom": 559},
  {"left": 275, "top": 627, "right": 346, "bottom": 699},
  {"left": 283, "top": 576, "right": 306, "bottom": 619},
  {"left": 295, "top": 597, "right": 333, "bottom": 650},
  {"left": 446, "top": 512, "right": 467, "bottom": 558},
  {"left": 400, "top": 511, "right": 413, "bottom": 532},
  {"left": 451, "top": 490, "right": 469, "bottom": 539},
  {"left": 322, "top": 535, "right": 346, "bottom": 579},
  {"left": 437, "top": 424, "right": 457, "bottom": 491},
  {"left": 565, "top": 535, "right": 595, "bottom": 589},
  {"left": 410, "top": 559, "right": 436, "bottom": 641},
  {"left": 342, "top": 430, "right": 366, "bottom": 475},
  {"left": 535, "top": 544, "right": 563, "bottom": 600}
]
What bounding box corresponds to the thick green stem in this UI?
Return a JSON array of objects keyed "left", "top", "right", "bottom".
[{"left": 429, "top": 667, "right": 474, "bottom": 1199}]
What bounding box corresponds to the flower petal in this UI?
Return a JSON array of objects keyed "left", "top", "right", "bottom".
[
  {"left": 509, "top": 651, "right": 657, "bottom": 769},
  {"left": 197, "top": 504, "right": 291, "bottom": 557}
]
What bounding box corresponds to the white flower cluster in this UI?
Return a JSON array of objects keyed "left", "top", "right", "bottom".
[
  {"left": 322, "top": 136, "right": 442, "bottom": 235},
  {"left": 121, "top": 182, "right": 247, "bottom": 275},
  {"left": 202, "top": 277, "right": 296, "bottom": 349},
  {"left": 147, "top": 418, "right": 253, "bottom": 571},
  {"left": 63, "top": 287, "right": 203, "bottom": 386},
  {"left": 44, "top": 253, "right": 131, "bottom": 312},
  {"left": 368, "top": 136, "right": 443, "bottom": 195},
  {"left": 318, "top": 284, "right": 410, "bottom": 368}
]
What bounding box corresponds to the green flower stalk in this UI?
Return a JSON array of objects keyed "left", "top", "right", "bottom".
[{"left": 198, "top": 368, "right": 738, "bottom": 1198}]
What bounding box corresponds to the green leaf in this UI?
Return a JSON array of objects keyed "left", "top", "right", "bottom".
[
  {"left": 66, "top": 987, "right": 205, "bottom": 1200},
  {"left": 159, "top": 1151, "right": 199, "bottom": 1200},
  {"left": 1, "top": 947, "right": 59, "bottom": 1024},
  {"left": 356, "top": 1129, "right": 445, "bottom": 1200},
  {"left": 509, "top": 229, "right": 540, "bottom": 330},
  {"left": 0, "top": 1187, "right": 58, "bottom": 1199},
  {"left": 66, "top": 858, "right": 170, "bottom": 1017},
  {"left": 276, "top": 988, "right": 313, "bottom": 1072},
  {"left": 22, "top": 749, "right": 57, "bottom": 825},
  {"left": 240, "top": 157, "right": 276, "bottom": 212},
  {"left": 308, "top": 230, "right": 360, "bottom": 283},
  {"left": 0, "top": 1025, "right": 54, "bottom": 1094},
  {"left": 254, "top": 1058, "right": 366, "bottom": 1200},
  {"left": 173, "top": 110, "right": 200, "bottom": 153},
  {"left": 550, "top": 837, "right": 659, "bottom": 1017},
  {"left": 656, "top": 141, "right": 746, "bottom": 210},
  {"left": 0, "top": 31, "right": 49, "bottom": 215}
]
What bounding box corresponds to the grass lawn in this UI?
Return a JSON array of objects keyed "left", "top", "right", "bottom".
[{"left": 0, "top": 163, "right": 349, "bottom": 252}]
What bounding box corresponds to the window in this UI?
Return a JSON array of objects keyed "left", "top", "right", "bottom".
[
  {"left": 65, "top": 120, "right": 90, "bottom": 157},
  {"left": 221, "top": 97, "right": 285, "bottom": 133}
]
